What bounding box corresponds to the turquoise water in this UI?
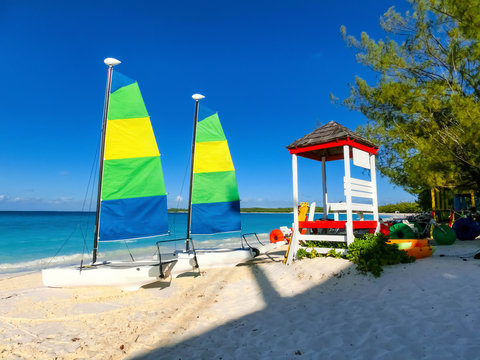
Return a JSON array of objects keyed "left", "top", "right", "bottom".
[
  {"left": 0, "top": 211, "right": 379, "bottom": 274},
  {"left": 0, "top": 211, "right": 295, "bottom": 274}
]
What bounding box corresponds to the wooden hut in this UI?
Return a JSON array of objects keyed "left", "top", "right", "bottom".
[{"left": 285, "top": 121, "right": 380, "bottom": 264}]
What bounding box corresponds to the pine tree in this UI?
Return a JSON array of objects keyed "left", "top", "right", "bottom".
[{"left": 340, "top": 0, "right": 480, "bottom": 194}]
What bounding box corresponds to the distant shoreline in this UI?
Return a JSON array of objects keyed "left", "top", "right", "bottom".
[
  {"left": 0, "top": 210, "right": 416, "bottom": 216},
  {"left": 0, "top": 209, "right": 295, "bottom": 214}
]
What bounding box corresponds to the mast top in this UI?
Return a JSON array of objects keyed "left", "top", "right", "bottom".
[
  {"left": 192, "top": 94, "right": 205, "bottom": 100},
  {"left": 104, "top": 58, "right": 121, "bottom": 67}
]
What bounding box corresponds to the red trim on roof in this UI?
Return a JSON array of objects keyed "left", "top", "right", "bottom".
[
  {"left": 289, "top": 138, "right": 378, "bottom": 156},
  {"left": 299, "top": 220, "right": 377, "bottom": 229}
]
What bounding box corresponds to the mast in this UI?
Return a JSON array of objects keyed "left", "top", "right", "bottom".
[
  {"left": 92, "top": 57, "right": 121, "bottom": 263},
  {"left": 186, "top": 93, "right": 205, "bottom": 251}
]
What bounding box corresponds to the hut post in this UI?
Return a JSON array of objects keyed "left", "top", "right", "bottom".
[
  {"left": 287, "top": 153, "right": 300, "bottom": 264},
  {"left": 322, "top": 156, "right": 328, "bottom": 220},
  {"left": 343, "top": 145, "right": 354, "bottom": 245},
  {"left": 370, "top": 153, "right": 380, "bottom": 233}
]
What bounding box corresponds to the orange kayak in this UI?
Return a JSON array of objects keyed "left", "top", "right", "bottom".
[
  {"left": 387, "top": 239, "right": 433, "bottom": 259},
  {"left": 387, "top": 239, "right": 429, "bottom": 248},
  {"left": 406, "top": 246, "right": 434, "bottom": 259}
]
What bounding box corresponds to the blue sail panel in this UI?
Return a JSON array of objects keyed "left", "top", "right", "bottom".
[
  {"left": 110, "top": 71, "right": 136, "bottom": 93},
  {"left": 99, "top": 195, "right": 168, "bottom": 241},
  {"left": 191, "top": 201, "right": 241, "bottom": 234}
]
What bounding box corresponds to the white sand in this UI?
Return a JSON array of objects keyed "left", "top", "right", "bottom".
[{"left": 1, "top": 242, "right": 480, "bottom": 359}]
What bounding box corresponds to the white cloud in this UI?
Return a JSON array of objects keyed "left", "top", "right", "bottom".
[
  {"left": 48, "top": 196, "right": 74, "bottom": 204},
  {"left": 0, "top": 194, "right": 86, "bottom": 211}
]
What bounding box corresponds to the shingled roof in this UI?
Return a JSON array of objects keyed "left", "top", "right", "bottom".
[{"left": 286, "top": 121, "right": 378, "bottom": 161}]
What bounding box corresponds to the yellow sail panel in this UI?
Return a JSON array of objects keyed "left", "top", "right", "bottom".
[
  {"left": 194, "top": 140, "right": 235, "bottom": 173},
  {"left": 104, "top": 117, "right": 160, "bottom": 160}
]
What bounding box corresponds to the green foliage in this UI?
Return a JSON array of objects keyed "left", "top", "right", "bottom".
[
  {"left": 326, "top": 249, "right": 344, "bottom": 258},
  {"left": 296, "top": 234, "right": 415, "bottom": 277},
  {"left": 378, "top": 202, "right": 422, "bottom": 213},
  {"left": 346, "top": 233, "right": 415, "bottom": 277},
  {"left": 297, "top": 248, "right": 308, "bottom": 260},
  {"left": 303, "top": 240, "right": 348, "bottom": 249},
  {"left": 296, "top": 247, "right": 345, "bottom": 260},
  {"left": 308, "top": 249, "right": 318, "bottom": 259},
  {"left": 339, "top": 0, "right": 480, "bottom": 194}
]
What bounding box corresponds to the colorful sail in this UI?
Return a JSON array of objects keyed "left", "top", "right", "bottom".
[
  {"left": 191, "top": 109, "right": 241, "bottom": 234},
  {"left": 99, "top": 71, "right": 168, "bottom": 241}
]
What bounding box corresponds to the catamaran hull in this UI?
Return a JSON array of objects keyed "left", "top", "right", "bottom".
[
  {"left": 42, "top": 248, "right": 254, "bottom": 289},
  {"left": 171, "top": 248, "right": 254, "bottom": 276},
  {"left": 255, "top": 241, "right": 286, "bottom": 255},
  {"left": 42, "top": 260, "right": 177, "bottom": 291}
]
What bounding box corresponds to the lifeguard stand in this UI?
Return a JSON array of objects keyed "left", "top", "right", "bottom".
[{"left": 285, "top": 121, "right": 380, "bottom": 264}]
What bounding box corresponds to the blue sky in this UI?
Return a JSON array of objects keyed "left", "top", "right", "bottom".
[{"left": 0, "top": 0, "right": 416, "bottom": 211}]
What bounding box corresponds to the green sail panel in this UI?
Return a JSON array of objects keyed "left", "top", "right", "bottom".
[
  {"left": 192, "top": 171, "right": 239, "bottom": 204},
  {"left": 107, "top": 82, "right": 149, "bottom": 120},
  {"left": 196, "top": 113, "right": 226, "bottom": 142},
  {"left": 99, "top": 70, "right": 167, "bottom": 241},
  {"left": 191, "top": 110, "right": 240, "bottom": 234},
  {"left": 102, "top": 156, "right": 166, "bottom": 201}
]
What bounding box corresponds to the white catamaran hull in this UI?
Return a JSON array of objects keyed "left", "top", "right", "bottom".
[
  {"left": 42, "top": 248, "right": 255, "bottom": 290},
  {"left": 254, "top": 241, "right": 286, "bottom": 255},
  {"left": 42, "top": 260, "right": 177, "bottom": 291},
  {"left": 171, "top": 248, "right": 255, "bottom": 276}
]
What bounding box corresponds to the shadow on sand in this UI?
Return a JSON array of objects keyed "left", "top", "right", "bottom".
[
  {"left": 129, "top": 250, "right": 358, "bottom": 359},
  {"left": 127, "top": 252, "right": 480, "bottom": 359}
]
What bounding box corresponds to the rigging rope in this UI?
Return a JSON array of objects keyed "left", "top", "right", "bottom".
[
  {"left": 45, "top": 134, "right": 101, "bottom": 266},
  {"left": 80, "top": 135, "right": 101, "bottom": 249},
  {"left": 171, "top": 157, "right": 191, "bottom": 245},
  {"left": 46, "top": 223, "right": 82, "bottom": 266}
]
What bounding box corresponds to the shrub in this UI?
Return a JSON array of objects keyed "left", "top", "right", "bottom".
[
  {"left": 296, "top": 233, "right": 414, "bottom": 277},
  {"left": 326, "top": 249, "right": 344, "bottom": 258},
  {"left": 297, "top": 248, "right": 308, "bottom": 260},
  {"left": 347, "top": 233, "right": 415, "bottom": 277},
  {"left": 296, "top": 245, "right": 346, "bottom": 260},
  {"left": 303, "top": 240, "right": 347, "bottom": 249}
]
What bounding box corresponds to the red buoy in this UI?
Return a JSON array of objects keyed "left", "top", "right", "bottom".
[{"left": 270, "top": 229, "right": 284, "bottom": 243}]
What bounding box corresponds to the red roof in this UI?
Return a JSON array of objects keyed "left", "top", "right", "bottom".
[{"left": 286, "top": 121, "right": 378, "bottom": 161}]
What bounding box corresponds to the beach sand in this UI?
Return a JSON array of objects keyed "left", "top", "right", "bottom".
[{"left": 1, "top": 242, "right": 480, "bottom": 359}]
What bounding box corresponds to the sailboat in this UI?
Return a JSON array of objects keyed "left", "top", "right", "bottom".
[
  {"left": 42, "top": 58, "right": 177, "bottom": 291},
  {"left": 165, "top": 94, "right": 256, "bottom": 276}
]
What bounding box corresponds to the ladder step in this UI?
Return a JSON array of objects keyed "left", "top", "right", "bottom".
[{"left": 298, "top": 234, "right": 347, "bottom": 242}]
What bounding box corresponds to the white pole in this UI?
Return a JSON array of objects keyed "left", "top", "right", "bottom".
[
  {"left": 370, "top": 153, "right": 380, "bottom": 233},
  {"left": 93, "top": 58, "right": 120, "bottom": 264},
  {"left": 293, "top": 154, "right": 299, "bottom": 225},
  {"left": 343, "top": 145, "right": 354, "bottom": 245},
  {"left": 186, "top": 94, "right": 205, "bottom": 250},
  {"left": 322, "top": 156, "right": 328, "bottom": 219},
  {"left": 287, "top": 154, "right": 299, "bottom": 265}
]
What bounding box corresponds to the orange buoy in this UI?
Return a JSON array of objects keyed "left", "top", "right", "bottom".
[
  {"left": 270, "top": 229, "right": 284, "bottom": 243},
  {"left": 407, "top": 246, "right": 434, "bottom": 259},
  {"left": 387, "top": 239, "right": 433, "bottom": 259},
  {"left": 388, "top": 239, "right": 429, "bottom": 248}
]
